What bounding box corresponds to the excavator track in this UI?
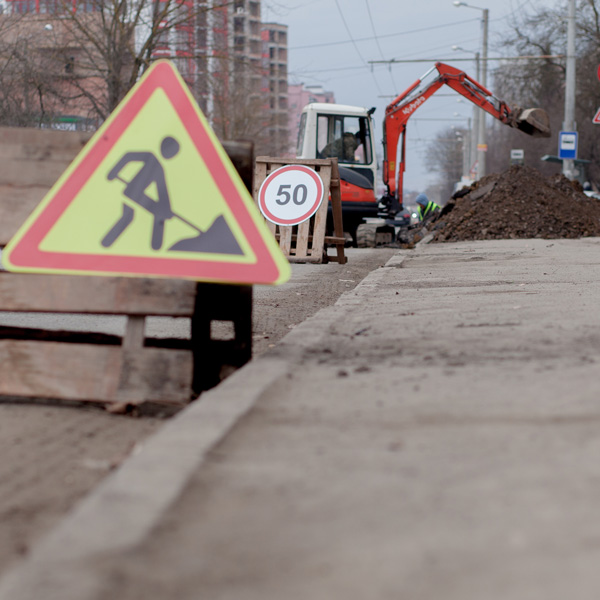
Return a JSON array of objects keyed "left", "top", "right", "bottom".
[{"left": 356, "top": 223, "right": 394, "bottom": 248}]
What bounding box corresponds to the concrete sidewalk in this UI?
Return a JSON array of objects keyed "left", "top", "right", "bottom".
[{"left": 3, "top": 238, "right": 600, "bottom": 599}]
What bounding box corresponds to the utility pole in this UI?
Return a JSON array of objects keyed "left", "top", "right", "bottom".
[
  {"left": 563, "top": 0, "right": 576, "bottom": 180},
  {"left": 479, "top": 8, "right": 489, "bottom": 178},
  {"left": 453, "top": 2, "right": 489, "bottom": 179}
]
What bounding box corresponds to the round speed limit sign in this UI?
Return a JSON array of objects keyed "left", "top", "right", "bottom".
[{"left": 258, "top": 165, "right": 324, "bottom": 226}]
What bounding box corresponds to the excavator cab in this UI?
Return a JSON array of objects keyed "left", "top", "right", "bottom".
[{"left": 297, "top": 103, "right": 380, "bottom": 241}]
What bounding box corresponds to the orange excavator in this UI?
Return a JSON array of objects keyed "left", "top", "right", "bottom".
[{"left": 296, "top": 62, "right": 551, "bottom": 245}]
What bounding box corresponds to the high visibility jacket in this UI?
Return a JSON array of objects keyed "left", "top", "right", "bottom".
[{"left": 417, "top": 201, "right": 440, "bottom": 221}]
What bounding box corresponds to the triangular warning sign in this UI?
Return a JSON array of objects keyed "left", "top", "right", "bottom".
[
  {"left": 3, "top": 60, "right": 290, "bottom": 286},
  {"left": 594, "top": 108, "right": 600, "bottom": 124}
]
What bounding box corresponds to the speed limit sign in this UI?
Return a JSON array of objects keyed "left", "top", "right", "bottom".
[{"left": 258, "top": 165, "right": 324, "bottom": 226}]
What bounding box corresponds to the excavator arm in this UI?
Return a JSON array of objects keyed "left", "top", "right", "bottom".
[{"left": 382, "top": 62, "right": 550, "bottom": 202}]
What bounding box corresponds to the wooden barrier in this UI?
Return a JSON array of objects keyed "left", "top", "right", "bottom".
[
  {"left": 0, "top": 127, "right": 253, "bottom": 413},
  {"left": 253, "top": 157, "right": 347, "bottom": 264}
]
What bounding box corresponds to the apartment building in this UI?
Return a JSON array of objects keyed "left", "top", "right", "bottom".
[
  {"left": 0, "top": 0, "right": 289, "bottom": 151},
  {"left": 261, "top": 22, "right": 288, "bottom": 156},
  {"left": 0, "top": 7, "right": 107, "bottom": 129},
  {"left": 288, "top": 83, "right": 336, "bottom": 154}
]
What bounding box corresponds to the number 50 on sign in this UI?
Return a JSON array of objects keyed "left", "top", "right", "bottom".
[{"left": 258, "top": 165, "right": 324, "bottom": 226}]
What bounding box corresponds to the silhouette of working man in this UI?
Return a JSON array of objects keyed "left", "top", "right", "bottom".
[{"left": 102, "top": 136, "right": 180, "bottom": 250}]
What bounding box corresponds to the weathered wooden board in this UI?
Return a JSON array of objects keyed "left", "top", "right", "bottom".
[
  {"left": 0, "top": 340, "right": 193, "bottom": 405},
  {"left": 0, "top": 185, "right": 51, "bottom": 246},
  {"left": 0, "top": 272, "right": 197, "bottom": 315},
  {"left": 0, "top": 128, "right": 255, "bottom": 410},
  {"left": 253, "top": 157, "right": 347, "bottom": 264},
  {"left": 0, "top": 126, "right": 90, "bottom": 162}
]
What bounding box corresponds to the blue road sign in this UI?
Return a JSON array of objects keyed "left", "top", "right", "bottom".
[{"left": 559, "top": 131, "right": 578, "bottom": 160}]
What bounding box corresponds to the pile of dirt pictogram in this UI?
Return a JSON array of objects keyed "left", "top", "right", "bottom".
[{"left": 429, "top": 165, "right": 600, "bottom": 243}]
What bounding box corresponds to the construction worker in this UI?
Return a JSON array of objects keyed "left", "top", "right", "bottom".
[
  {"left": 321, "top": 132, "right": 359, "bottom": 162},
  {"left": 415, "top": 193, "right": 440, "bottom": 224}
]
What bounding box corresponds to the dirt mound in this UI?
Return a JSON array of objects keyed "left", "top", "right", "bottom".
[{"left": 430, "top": 165, "right": 600, "bottom": 242}]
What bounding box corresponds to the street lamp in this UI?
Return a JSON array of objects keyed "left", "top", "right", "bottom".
[
  {"left": 563, "top": 0, "right": 576, "bottom": 180},
  {"left": 453, "top": 1, "right": 489, "bottom": 178},
  {"left": 452, "top": 45, "right": 480, "bottom": 180}
]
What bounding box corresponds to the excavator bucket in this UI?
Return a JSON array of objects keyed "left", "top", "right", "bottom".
[{"left": 514, "top": 107, "right": 551, "bottom": 138}]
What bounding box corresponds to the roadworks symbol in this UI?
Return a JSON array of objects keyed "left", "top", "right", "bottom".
[
  {"left": 102, "top": 135, "right": 242, "bottom": 256},
  {"left": 3, "top": 60, "right": 290, "bottom": 285}
]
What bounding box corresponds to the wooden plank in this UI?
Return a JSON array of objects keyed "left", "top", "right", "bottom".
[
  {"left": 222, "top": 140, "right": 253, "bottom": 193},
  {"left": 0, "top": 273, "right": 197, "bottom": 315},
  {"left": 309, "top": 165, "right": 331, "bottom": 262},
  {"left": 0, "top": 340, "right": 192, "bottom": 405},
  {"left": 123, "top": 316, "right": 146, "bottom": 350},
  {"left": 288, "top": 255, "right": 323, "bottom": 264},
  {"left": 0, "top": 185, "right": 47, "bottom": 246},
  {"left": 256, "top": 156, "right": 333, "bottom": 168},
  {"left": 253, "top": 160, "right": 268, "bottom": 202},
  {"left": 295, "top": 220, "right": 310, "bottom": 258},
  {"left": 328, "top": 159, "right": 348, "bottom": 264},
  {"left": 117, "top": 347, "right": 193, "bottom": 404},
  {"left": 0, "top": 127, "right": 90, "bottom": 161},
  {"left": 265, "top": 220, "right": 277, "bottom": 236},
  {"left": 0, "top": 159, "right": 79, "bottom": 188},
  {"left": 279, "top": 225, "right": 293, "bottom": 255},
  {"left": 0, "top": 125, "right": 91, "bottom": 147}
]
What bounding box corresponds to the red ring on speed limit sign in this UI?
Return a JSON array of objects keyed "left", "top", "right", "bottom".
[{"left": 258, "top": 165, "right": 324, "bottom": 226}]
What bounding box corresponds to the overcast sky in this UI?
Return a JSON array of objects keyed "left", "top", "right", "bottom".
[{"left": 262, "top": 0, "right": 547, "bottom": 194}]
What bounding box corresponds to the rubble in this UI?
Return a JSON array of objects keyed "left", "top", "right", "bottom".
[{"left": 429, "top": 165, "right": 600, "bottom": 243}]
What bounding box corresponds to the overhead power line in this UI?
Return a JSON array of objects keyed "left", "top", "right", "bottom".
[
  {"left": 289, "top": 17, "right": 479, "bottom": 50},
  {"left": 364, "top": 0, "right": 396, "bottom": 89},
  {"left": 368, "top": 54, "right": 564, "bottom": 64},
  {"left": 290, "top": 54, "right": 564, "bottom": 77},
  {"left": 333, "top": 0, "right": 383, "bottom": 95}
]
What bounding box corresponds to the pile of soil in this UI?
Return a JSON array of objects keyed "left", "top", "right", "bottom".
[{"left": 430, "top": 165, "right": 600, "bottom": 243}]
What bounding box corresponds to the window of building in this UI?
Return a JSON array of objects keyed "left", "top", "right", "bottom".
[
  {"left": 156, "top": 26, "right": 169, "bottom": 48},
  {"left": 10, "top": 0, "right": 36, "bottom": 14}
]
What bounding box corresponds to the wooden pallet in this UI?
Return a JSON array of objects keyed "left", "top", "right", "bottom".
[
  {"left": 0, "top": 127, "right": 253, "bottom": 413},
  {"left": 253, "top": 157, "right": 347, "bottom": 264}
]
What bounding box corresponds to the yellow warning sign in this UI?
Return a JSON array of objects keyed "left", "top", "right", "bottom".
[{"left": 3, "top": 61, "right": 290, "bottom": 286}]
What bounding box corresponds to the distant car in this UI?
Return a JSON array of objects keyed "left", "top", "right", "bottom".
[{"left": 394, "top": 208, "right": 412, "bottom": 227}]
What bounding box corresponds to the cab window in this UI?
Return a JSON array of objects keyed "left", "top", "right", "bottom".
[
  {"left": 316, "top": 114, "right": 372, "bottom": 165},
  {"left": 296, "top": 112, "right": 306, "bottom": 156}
]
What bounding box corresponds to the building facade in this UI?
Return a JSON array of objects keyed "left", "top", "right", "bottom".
[
  {"left": 1, "top": 0, "right": 289, "bottom": 153},
  {"left": 288, "top": 83, "right": 335, "bottom": 155},
  {"left": 261, "top": 22, "right": 288, "bottom": 156}
]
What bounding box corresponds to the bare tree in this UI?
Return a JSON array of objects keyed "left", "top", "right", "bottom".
[
  {"left": 40, "top": 0, "right": 233, "bottom": 121},
  {"left": 204, "top": 51, "right": 281, "bottom": 155},
  {"left": 487, "top": 0, "right": 600, "bottom": 185},
  {"left": 425, "top": 127, "right": 468, "bottom": 202},
  {"left": 0, "top": 0, "right": 236, "bottom": 126},
  {"left": 0, "top": 16, "right": 62, "bottom": 126},
  {"left": 0, "top": 0, "right": 285, "bottom": 158}
]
